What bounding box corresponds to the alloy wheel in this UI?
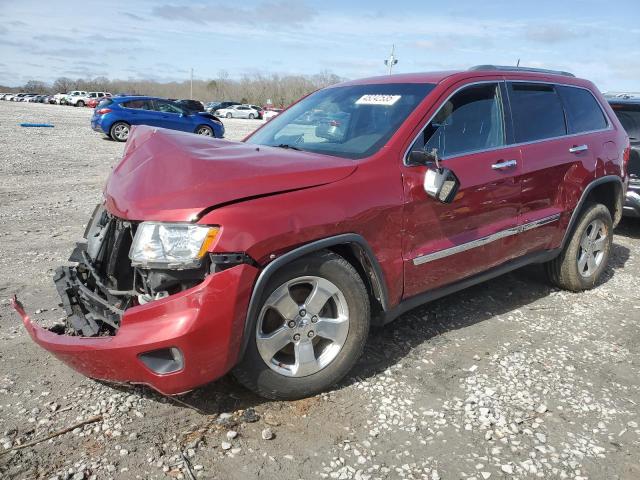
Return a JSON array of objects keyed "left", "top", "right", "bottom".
[
  {"left": 197, "top": 126, "right": 213, "bottom": 136},
  {"left": 113, "top": 124, "right": 129, "bottom": 141},
  {"left": 256, "top": 276, "right": 350, "bottom": 377},
  {"left": 577, "top": 219, "right": 607, "bottom": 277}
]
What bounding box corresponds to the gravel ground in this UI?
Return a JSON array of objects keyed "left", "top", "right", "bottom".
[{"left": 1, "top": 101, "right": 639, "bottom": 480}]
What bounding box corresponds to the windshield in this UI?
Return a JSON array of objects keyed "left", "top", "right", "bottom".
[
  {"left": 246, "top": 83, "right": 435, "bottom": 159},
  {"left": 611, "top": 104, "right": 640, "bottom": 143}
]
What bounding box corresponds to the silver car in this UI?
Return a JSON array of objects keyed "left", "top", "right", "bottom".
[{"left": 214, "top": 104, "right": 261, "bottom": 119}]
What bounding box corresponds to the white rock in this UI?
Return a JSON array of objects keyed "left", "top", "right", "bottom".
[
  {"left": 261, "top": 428, "right": 274, "bottom": 440},
  {"left": 501, "top": 464, "right": 513, "bottom": 474},
  {"left": 535, "top": 405, "right": 548, "bottom": 414},
  {"left": 221, "top": 442, "right": 232, "bottom": 450},
  {"left": 226, "top": 430, "right": 238, "bottom": 440}
]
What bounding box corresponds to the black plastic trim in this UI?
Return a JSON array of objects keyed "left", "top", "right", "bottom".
[
  {"left": 560, "top": 175, "right": 624, "bottom": 247},
  {"left": 382, "top": 248, "right": 561, "bottom": 325},
  {"left": 239, "top": 233, "right": 388, "bottom": 357}
]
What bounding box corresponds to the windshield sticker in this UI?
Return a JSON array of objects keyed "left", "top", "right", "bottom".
[{"left": 355, "top": 94, "right": 401, "bottom": 106}]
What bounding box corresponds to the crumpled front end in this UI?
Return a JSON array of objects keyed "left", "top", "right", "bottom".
[{"left": 11, "top": 205, "right": 259, "bottom": 395}]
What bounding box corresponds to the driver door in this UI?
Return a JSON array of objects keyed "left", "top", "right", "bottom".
[{"left": 401, "top": 81, "right": 524, "bottom": 297}]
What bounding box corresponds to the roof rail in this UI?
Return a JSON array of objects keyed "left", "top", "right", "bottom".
[{"left": 469, "top": 65, "right": 575, "bottom": 77}]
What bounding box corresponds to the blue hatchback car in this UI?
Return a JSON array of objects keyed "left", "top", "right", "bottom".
[{"left": 91, "top": 96, "right": 225, "bottom": 142}]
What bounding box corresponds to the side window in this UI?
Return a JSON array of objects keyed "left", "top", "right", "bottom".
[
  {"left": 154, "top": 101, "right": 183, "bottom": 114},
  {"left": 556, "top": 86, "right": 607, "bottom": 133},
  {"left": 123, "top": 100, "right": 153, "bottom": 110},
  {"left": 410, "top": 83, "right": 505, "bottom": 158},
  {"left": 509, "top": 83, "right": 566, "bottom": 142}
]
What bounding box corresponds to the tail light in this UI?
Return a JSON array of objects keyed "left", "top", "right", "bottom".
[
  {"left": 96, "top": 108, "right": 112, "bottom": 115},
  {"left": 329, "top": 120, "right": 341, "bottom": 127},
  {"left": 623, "top": 138, "right": 631, "bottom": 176}
]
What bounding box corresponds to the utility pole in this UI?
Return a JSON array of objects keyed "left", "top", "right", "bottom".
[
  {"left": 384, "top": 45, "right": 398, "bottom": 75},
  {"left": 190, "top": 68, "right": 194, "bottom": 99}
]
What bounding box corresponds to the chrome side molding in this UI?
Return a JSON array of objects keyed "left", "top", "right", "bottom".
[{"left": 412, "top": 213, "right": 561, "bottom": 266}]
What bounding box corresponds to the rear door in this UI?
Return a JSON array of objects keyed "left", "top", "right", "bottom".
[
  {"left": 508, "top": 82, "right": 610, "bottom": 255},
  {"left": 121, "top": 99, "right": 158, "bottom": 127},
  {"left": 402, "top": 81, "right": 524, "bottom": 297}
]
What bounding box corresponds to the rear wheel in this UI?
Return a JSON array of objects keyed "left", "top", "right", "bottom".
[
  {"left": 226, "top": 112, "right": 232, "bottom": 118},
  {"left": 248, "top": 113, "right": 255, "bottom": 119},
  {"left": 110, "top": 121, "right": 130, "bottom": 142},
  {"left": 545, "top": 203, "right": 613, "bottom": 291},
  {"left": 233, "top": 251, "right": 370, "bottom": 400},
  {"left": 76, "top": 100, "right": 85, "bottom": 107},
  {"left": 195, "top": 125, "right": 213, "bottom": 136}
]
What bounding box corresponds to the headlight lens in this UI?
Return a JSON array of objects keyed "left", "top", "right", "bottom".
[{"left": 129, "top": 222, "right": 219, "bottom": 269}]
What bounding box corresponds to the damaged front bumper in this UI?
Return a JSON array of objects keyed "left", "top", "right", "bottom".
[{"left": 11, "top": 262, "right": 258, "bottom": 395}]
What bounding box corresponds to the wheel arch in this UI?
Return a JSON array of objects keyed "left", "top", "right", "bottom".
[
  {"left": 238, "top": 233, "right": 388, "bottom": 359},
  {"left": 561, "top": 175, "right": 624, "bottom": 249}
]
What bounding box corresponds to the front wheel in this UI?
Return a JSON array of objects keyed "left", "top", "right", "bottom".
[
  {"left": 545, "top": 203, "right": 613, "bottom": 291},
  {"left": 195, "top": 125, "right": 213, "bottom": 136},
  {"left": 233, "top": 251, "right": 370, "bottom": 400},
  {"left": 109, "top": 121, "right": 130, "bottom": 142},
  {"left": 226, "top": 112, "right": 232, "bottom": 118}
]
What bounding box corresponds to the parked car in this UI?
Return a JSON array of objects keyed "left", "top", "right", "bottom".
[
  {"left": 206, "top": 101, "right": 240, "bottom": 113},
  {"left": 12, "top": 66, "right": 628, "bottom": 401},
  {"left": 175, "top": 99, "right": 205, "bottom": 113},
  {"left": 90, "top": 96, "right": 224, "bottom": 141},
  {"left": 607, "top": 95, "right": 640, "bottom": 216},
  {"left": 51, "top": 93, "right": 67, "bottom": 104},
  {"left": 80, "top": 92, "right": 111, "bottom": 107},
  {"left": 214, "top": 104, "right": 261, "bottom": 119},
  {"left": 65, "top": 91, "right": 90, "bottom": 107},
  {"left": 245, "top": 104, "right": 264, "bottom": 119},
  {"left": 263, "top": 108, "right": 283, "bottom": 121}
]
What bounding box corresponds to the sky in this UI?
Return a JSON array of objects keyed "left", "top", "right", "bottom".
[{"left": 1, "top": 0, "right": 639, "bottom": 92}]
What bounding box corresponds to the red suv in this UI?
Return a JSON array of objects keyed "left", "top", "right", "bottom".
[{"left": 12, "top": 66, "right": 629, "bottom": 400}]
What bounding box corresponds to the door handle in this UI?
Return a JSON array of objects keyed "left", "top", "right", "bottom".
[
  {"left": 491, "top": 159, "right": 517, "bottom": 170},
  {"left": 569, "top": 144, "right": 588, "bottom": 153}
]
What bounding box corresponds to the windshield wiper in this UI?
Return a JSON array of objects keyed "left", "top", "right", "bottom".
[{"left": 275, "top": 143, "right": 302, "bottom": 151}]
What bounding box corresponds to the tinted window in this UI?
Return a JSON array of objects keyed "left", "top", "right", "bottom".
[
  {"left": 557, "top": 86, "right": 607, "bottom": 133},
  {"left": 411, "top": 83, "right": 505, "bottom": 158},
  {"left": 122, "top": 99, "right": 153, "bottom": 110},
  {"left": 154, "top": 100, "right": 184, "bottom": 114},
  {"left": 509, "top": 83, "right": 566, "bottom": 142},
  {"left": 610, "top": 104, "right": 640, "bottom": 142}
]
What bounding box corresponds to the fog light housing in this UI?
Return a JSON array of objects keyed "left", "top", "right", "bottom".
[{"left": 139, "top": 347, "right": 184, "bottom": 374}]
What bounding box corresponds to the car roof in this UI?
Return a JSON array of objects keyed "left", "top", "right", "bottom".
[
  {"left": 336, "top": 66, "right": 593, "bottom": 89},
  {"left": 606, "top": 96, "right": 640, "bottom": 105},
  {"left": 111, "top": 95, "right": 164, "bottom": 101}
]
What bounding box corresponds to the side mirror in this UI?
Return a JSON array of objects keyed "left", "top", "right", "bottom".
[{"left": 424, "top": 167, "right": 460, "bottom": 203}]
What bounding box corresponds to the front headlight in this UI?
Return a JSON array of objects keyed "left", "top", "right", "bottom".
[{"left": 129, "top": 222, "right": 219, "bottom": 269}]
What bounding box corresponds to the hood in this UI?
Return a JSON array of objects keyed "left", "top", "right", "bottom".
[{"left": 104, "top": 125, "right": 357, "bottom": 221}]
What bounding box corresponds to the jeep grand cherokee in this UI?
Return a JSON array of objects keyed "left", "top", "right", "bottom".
[{"left": 12, "top": 65, "right": 629, "bottom": 400}]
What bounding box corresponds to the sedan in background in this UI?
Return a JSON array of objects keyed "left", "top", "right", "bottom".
[
  {"left": 214, "top": 104, "right": 261, "bottom": 119},
  {"left": 91, "top": 96, "right": 224, "bottom": 142},
  {"left": 263, "top": 108, "right": 283, "bottom": 121}
]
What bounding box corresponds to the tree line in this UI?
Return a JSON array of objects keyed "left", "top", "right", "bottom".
[{"left": 2, "top": 71, "right": 345, "bottom": 107}]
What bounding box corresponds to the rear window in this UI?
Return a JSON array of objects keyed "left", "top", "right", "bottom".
[
  {"left": 509, "top": 83, "right": 566, "bottom": 143},
  {"left": 610, "top": 103, "right": 640, "bottom": 142},
  {"left": 97, "top": 98, "right": 112, "bottom": 108},
  {"left": 557, "top": 86, "right": 607, "bottom": 134}
]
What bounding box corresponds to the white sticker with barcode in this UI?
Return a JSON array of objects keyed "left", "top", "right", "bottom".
[{"left": 355, "top": 94, "right": 401, "bottom": 106}]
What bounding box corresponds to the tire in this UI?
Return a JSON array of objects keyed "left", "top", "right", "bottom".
[
  {"left": 195, "top": 125, "right": 214, "bottom": 136},
  {"left": 545, "top": 203, "right": 613, "bottom": 291},
  {"left": 109, "top": 121, "right": 130, "bottom": 142},
  {"left": 226, "top": 112, "right": 232, "bottom": 118},
  {"left": 248, "top": 113, "right": 255, "bottom": 119},
  {"left": 76, "top": 100, "right": 85, "bottom": 107},
  {"left": 233, "top": 251, "right": 370, "bottom": 400}
]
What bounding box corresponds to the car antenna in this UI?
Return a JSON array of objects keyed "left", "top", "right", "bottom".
[{"left": 516, "top": 58, "right": 521, "bottom": 67}]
